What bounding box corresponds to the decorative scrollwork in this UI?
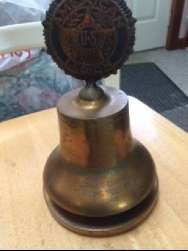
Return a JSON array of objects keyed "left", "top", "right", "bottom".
[{"left": 43, "top": 0, "right": 136, "bottom": 81}]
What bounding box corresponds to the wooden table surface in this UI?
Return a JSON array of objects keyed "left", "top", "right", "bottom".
[{"left": 0, "top": 97, "right": 188, "bottom": 250}]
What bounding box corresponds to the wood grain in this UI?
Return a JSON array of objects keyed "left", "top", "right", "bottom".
[{"left": 0, "top": 97, "right": 188, "bottom": 250}]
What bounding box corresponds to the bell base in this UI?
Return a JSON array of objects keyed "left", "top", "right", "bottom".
[{"left": 44, "top": 177, "right": 158, "bottom": 237}]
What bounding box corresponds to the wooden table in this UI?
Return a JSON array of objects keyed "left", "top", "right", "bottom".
[{"left": 0, "top": 97, "right": 188, "bottom": 250}]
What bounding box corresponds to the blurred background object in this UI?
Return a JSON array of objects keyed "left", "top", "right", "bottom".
[{"left": 0, "top": 0, "right": 81, "bottom": 122}]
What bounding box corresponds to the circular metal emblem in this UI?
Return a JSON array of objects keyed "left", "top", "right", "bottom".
[{"left": 43, "top": 0, "right": 136, "bottom": 81}]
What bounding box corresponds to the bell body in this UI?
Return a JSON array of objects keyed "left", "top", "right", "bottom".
[{"left": 43, "top": 86, "right": 158, "bottom": 236}]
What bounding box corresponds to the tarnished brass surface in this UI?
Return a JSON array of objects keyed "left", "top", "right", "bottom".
[
  {"left": 44, "top": 177, "right": 158, "bottom": 237},
  {"left": 43, "top": 0, "right": 158, "bottom": 236},
  {"left": 44, "top": 86, "right": 158, "bottom": 221}
]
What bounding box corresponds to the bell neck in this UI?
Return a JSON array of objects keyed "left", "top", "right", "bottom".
[{"left": 79, "top": 81, "right": 108, "bottom": 100}]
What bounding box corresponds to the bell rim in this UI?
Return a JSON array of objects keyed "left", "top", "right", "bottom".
[{"left": 44, "top": 176, "right": 158, "bottom": 237}]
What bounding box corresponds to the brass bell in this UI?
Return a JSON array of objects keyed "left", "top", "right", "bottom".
[{"left": 43, "top": 0, "right": 158, "bottom": 237}]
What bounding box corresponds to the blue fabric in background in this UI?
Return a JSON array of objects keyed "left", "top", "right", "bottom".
[{"left": 0, "top": 51, "right": 81, "bottom": 121}]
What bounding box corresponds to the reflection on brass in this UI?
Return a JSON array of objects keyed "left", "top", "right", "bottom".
[{"left": 43, "top": 0, "right": 158, "bottom": 237}]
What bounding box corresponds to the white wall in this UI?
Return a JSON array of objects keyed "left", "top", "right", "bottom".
[{"left": 179, "top": 0, "right": 188, "bottom": 38}]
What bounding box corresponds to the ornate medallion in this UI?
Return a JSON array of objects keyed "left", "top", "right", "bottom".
[{"left": 43, "top": 0, "right": 136, "bottom": 81}]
